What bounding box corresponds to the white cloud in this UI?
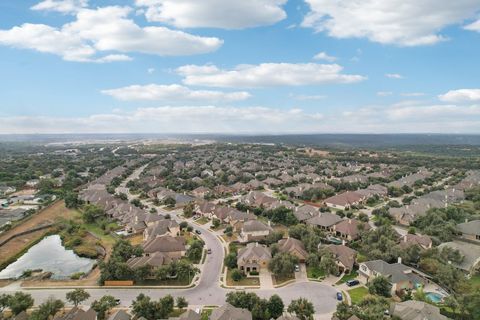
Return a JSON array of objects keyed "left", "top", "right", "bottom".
[
  {"left": 31, "top": 0, "right": 88, "bottom": 13},
  {"left": 464, "top": 19, "right": 480, "bottom": 31},
  {"left": 291, "top": 94, "right": 327, "bottom": 100},
  {"left": 377, "top": 91, "right": 393, "bottom": 96},
  {"left": 439, "top": 89, "right": 480, "bottom": 103},
  {"left": 313, "top": 51, "right": 337, "bottom": 62},
  {"left": 385, "top": 73, "right": 404, "bottom": 79},
  {"left": 3, "top": 101, "right": 480, "bottom": 134},
  {"left": 0, "top": 6, "right": 222, "bottom": 62},
  {"left": 135, "top": 0, "right": 287, "bottom": 29},
  {"left": 101, "top": 84, "right": 251, "bottom": 102},
  {"left": 0, "top": 106, "right": 324, "bottom": 134},
  {"left": 147, "top": 68, "right": 155, "bottom": 74},
  {"left": 302, "top": 0, "right": 480, "bottom": 46},
  {"left": 177, "top": 63, "right": 366, "bottom": 88},
  {"left": 401, "top": 92, "right": 425, "bottom": 97}
]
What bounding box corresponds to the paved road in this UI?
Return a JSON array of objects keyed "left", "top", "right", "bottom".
[{"left": 0, "top": 167, "right": 340, "bottom": 316}]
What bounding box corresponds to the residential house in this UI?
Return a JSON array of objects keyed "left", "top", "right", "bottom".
[
  {"left": 239, "top": 220, "right": 273, "bottom": 243},
  {"left": 169, "top": 310, "right": 201, "bottom": 320},
  {"left": 324, "top": 191, "right": 366, "bottom": 210},
  {"left": 53, "top": 307, "right": 97, "bottom": 320},
  {"left": 210, "top": 303, "right": 252, "bottom": 320},
  {"left": 359, "top": 259, "right": 426, "bottom": 295},
  {"left": 398, "top": 234, "right": 432, "bottom": 250},
  {"left": 108, "top": 310, "right": 131, "bottom": 320},
  {"left": 143, "top": 219, "right": 180, "bottom": 241},
  {"left": 456, "top": 220, "right": 480, "bottom": 243},
  {"left": 192, "top": 186, "right": 211, "bottom": 199},
  {"left": 333, "top": 219, "right": 371, "bottom": 241},
  {"left": 293, "top": 205, "right": 318, "bottom": 222},
  {"left": 390, "top": 301, "right": 449, "bottom": 320},
  {"left": 237, "top": 242, "right": 272, "bottom": 273},
  {"left": 325, "top": 244, "right": 357, "bottom": 274},
  {"left": 438, "top": 241, "right": 480, "bottom": 274},
  {"left": 278, "top": 237, "right": 308, "bottom": 262},
  {"left": 142, "top": 235, "right": 186, "bottom": 258},
  {"left": 306, "top": 212, "right": 342, "bottom": 232}
]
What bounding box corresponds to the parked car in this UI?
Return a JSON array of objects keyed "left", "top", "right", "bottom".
[
  {"left": 195, "top": 229, "right": 202, "bottom": 234},
  {"left": 336, "top": 292, "right": 343, "bottom": 301},
  {"left": 346, "top": 279, "right": 360, "bottom": 287},
  {"left": 207, "top": 248, "right": 212, "bottom": 254},
  {"left": 294, "top": 264, "right": 300, "bottom": 272}
]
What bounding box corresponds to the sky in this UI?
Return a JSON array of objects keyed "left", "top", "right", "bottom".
[{"left": 1, "top": 0, "right": 480, "bottom": 134}]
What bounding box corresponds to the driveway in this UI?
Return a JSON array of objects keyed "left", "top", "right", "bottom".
[
  {"left": 259, "top": 268, "right": 274, "bottom": 289},
  {"left": 0, "top": 172, "right": 340, "bottom": 316},
  {"left": 294, "top": 263, "right": 308, "bottom": 282}
]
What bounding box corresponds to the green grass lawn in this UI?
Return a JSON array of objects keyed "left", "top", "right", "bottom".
[
  {"left": 226, "top": 269, "right": 260, "bottom": 286},
  {"left": 272, "top": 273, "right": 295, "bottom": 286},
  {"left": 468, "top": 273, "right": 480, "bottom": 290},
  {"left": 348, "top": 286, "right": 369, "bottom": 305},
  {"left": 336, "top": 270, "right": 359, "bottom": 285},
  {"left": 201, "top": 309, "right": 213, "bottom": 320},
  {"left": 83, "top": 222, "right": 117, "bottom": 246},
  {"left": 307, "top": 266, "right": 325, "bottom": 279},
  {"left": 196, "top": 217, "right": 210, "bottom": 225}
]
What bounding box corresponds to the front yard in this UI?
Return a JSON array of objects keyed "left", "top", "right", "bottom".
[
  {"left": 336, "top": 270, "right": 359, "bottom": 285},
  {"left": 348, "top": 286, "right": 369, "bottom": 305},
  {"left": 272, "top": 273, "right": 295, "bottom": 286},
  {"left": 195, "top": 217, "right": 210, "bottom": 225},
  {"left": 307, "top": 266, "right": 325, "bottom": 279},
  {"left": 226, "top": 269, "right": 260, "bottom": 286}
]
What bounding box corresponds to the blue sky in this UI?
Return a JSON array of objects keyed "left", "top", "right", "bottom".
[{"left": 1, "top": 0, "right": 480, "bottom": 134}]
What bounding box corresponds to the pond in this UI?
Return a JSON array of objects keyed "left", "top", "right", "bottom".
[{"left": 0, "top": 235, "right": 96, "bottom": 280}]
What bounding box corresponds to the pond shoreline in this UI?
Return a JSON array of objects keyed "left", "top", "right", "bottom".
[{"left": 0, "top": 234, "right": 96, "bottom": 280}]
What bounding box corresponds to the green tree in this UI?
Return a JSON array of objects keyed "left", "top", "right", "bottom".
[
  {"left": 287, "top": 298, "right": 315, "bottom": 320},
  {"left": 333, "top": 302, "right": 353, "bottom": 320},
  {"left": 367, "top": 276, "right": 392, "bottom": 297},
  {"left": 319, "top": 250, "right": 339, "bottom": 276},
  {"left": 224, "top": 252, "right": 238, "bottom": 269},
  {"left": 231, "top": 269, "right": 244, "bottom": 282},
  {"left": 66, "top": 289, "right": 90, "bottom": 307},
  {"left": 82, "top": 204, "right": 104, "bottom": 223},
  {"left": 176, "top": 296, "right": 188, "bottom": 309},
  {"left": 268, "top": 252, "right": 298, "bottom": 278},
  {"left": 267, "top": 294, "right": 284, "bottom": 319},
  {"left": 183, "top": 202, "right": 195, "bottom": 218},
  {"left": 91, "top": 295, "right": 118, "bottom": 320},
  {"left": 29, "top": 297, "right": 64, "bottom": 320},
  {"left": 7, "top": 292, "right": 34, "bottom": 315}
]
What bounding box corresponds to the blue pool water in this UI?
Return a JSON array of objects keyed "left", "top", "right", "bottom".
[{"left": 425, "top": 292, "right": 443, "bottom": 303}]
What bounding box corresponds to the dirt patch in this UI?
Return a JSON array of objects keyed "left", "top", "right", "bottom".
[{"left": 0, "top": 201, "right": 76, "bottom": 245}]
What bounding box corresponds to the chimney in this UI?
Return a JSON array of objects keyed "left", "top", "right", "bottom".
[
  {"left": 465, "top": 218, "right": 469, "bottom": 223},
  {"left": 268, "top": 220, "right": 271, "bottom": 226},
  {"left": 348, "top": 219, "right": 352, "bottom": 224},
  {"left": 342, "top": 239, "right": 346, "bottom": 246},
  {"left": 397, "top": 257, "right": 402, "bottom": 264}
]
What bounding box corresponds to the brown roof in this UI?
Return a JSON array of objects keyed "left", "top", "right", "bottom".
[
  {"left": 324, "top": 191, "right": 365, "bottom": 207},
  {"left": 143, "top": 235, "right": 186, "bottom": 254},
  {"left": 278, "top": 238, "right": 308, "bottom": 259},
  {"left": 325, "top": 244, "right": 357, "bottom": 271},
  {"left": 334, "top": 219, "right": 370, "bottom": 239}
]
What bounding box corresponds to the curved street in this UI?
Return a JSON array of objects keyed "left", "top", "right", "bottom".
[{"left": 0, "top": 165, "right": 340, "bottom": 317}]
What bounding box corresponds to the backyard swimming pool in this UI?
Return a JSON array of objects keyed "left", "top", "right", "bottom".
[{"left": 425, "top": 292, "right": 444, "bottom": 303}]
